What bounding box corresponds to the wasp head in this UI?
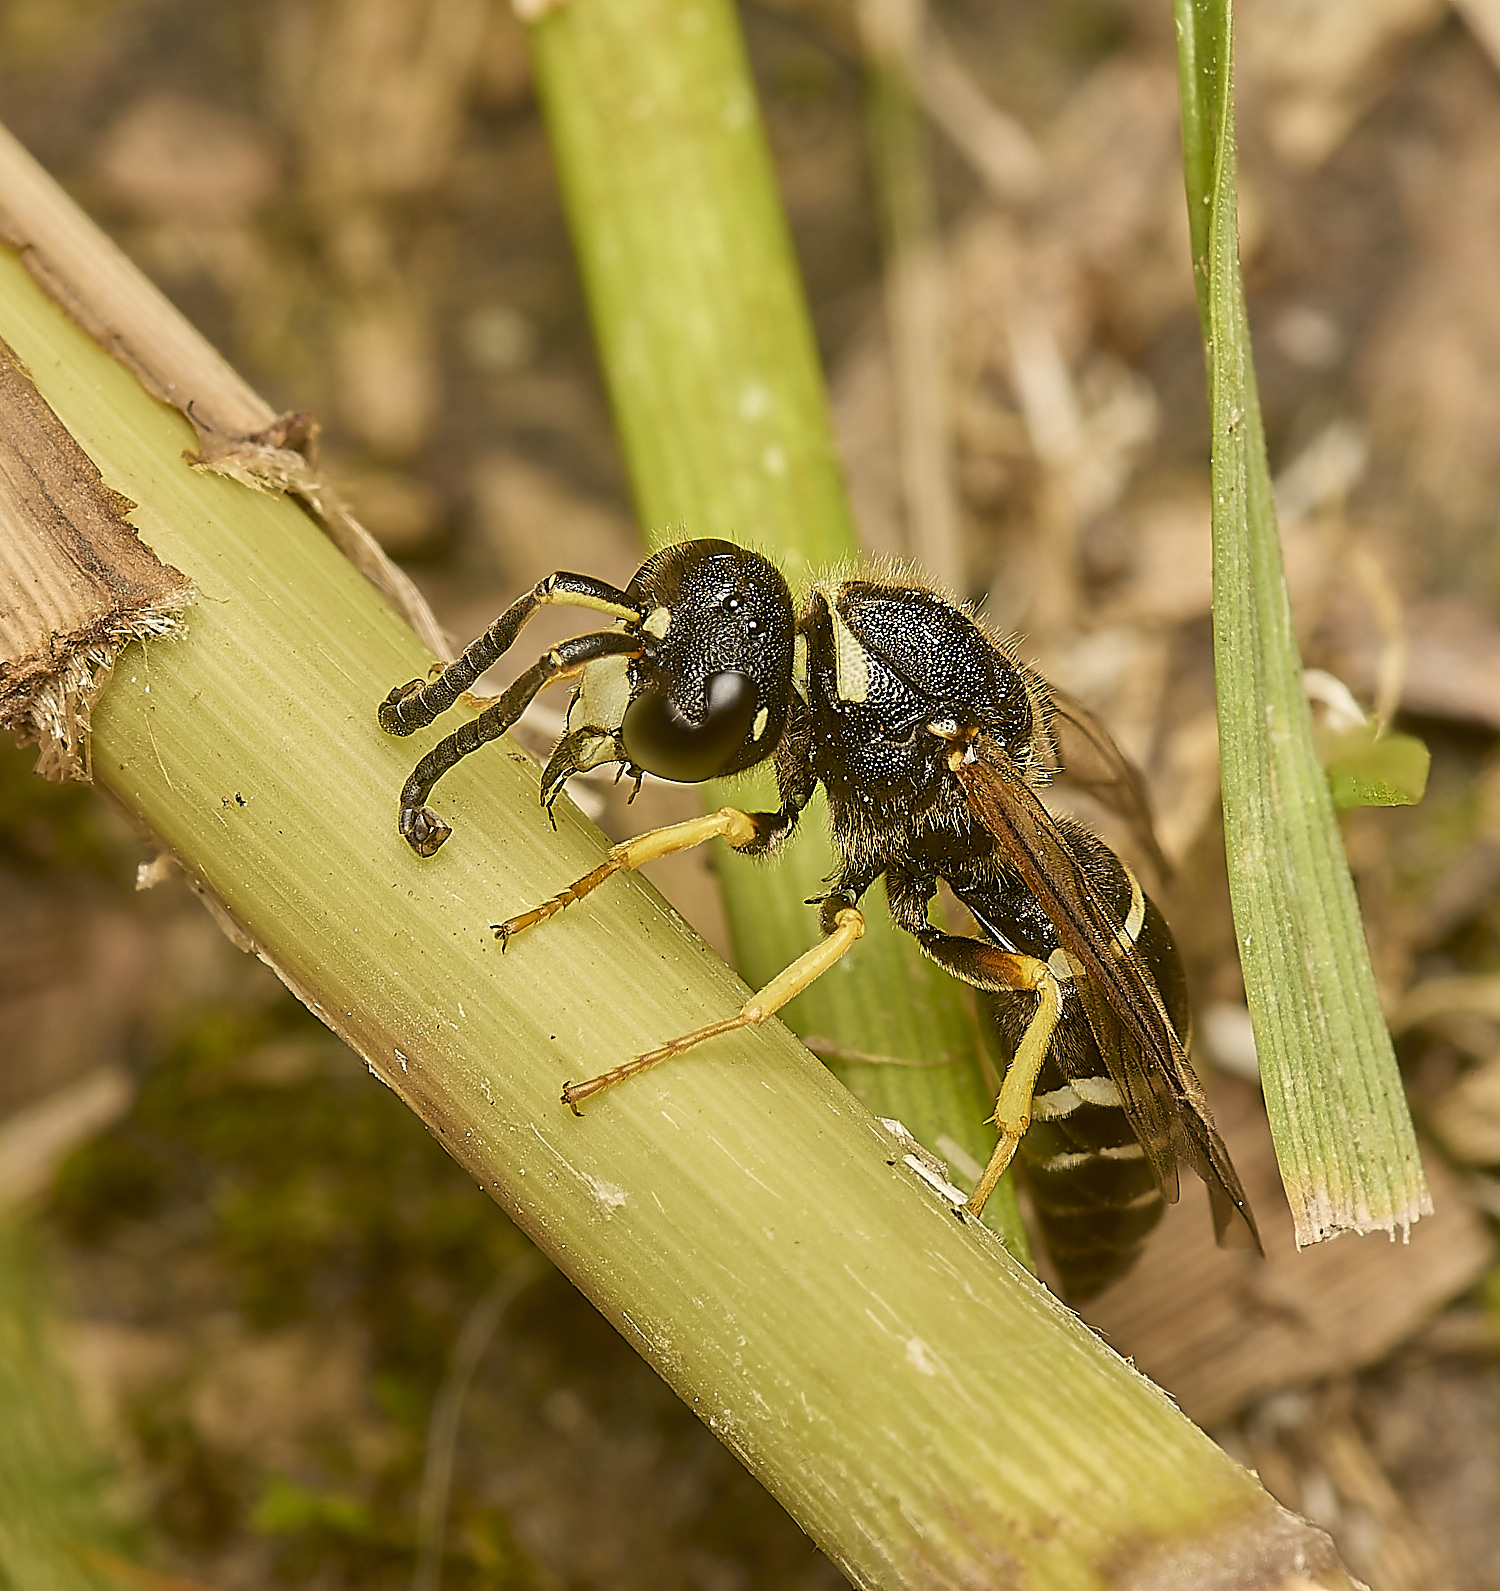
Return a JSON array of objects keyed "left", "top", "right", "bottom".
[{"left": 617, "top": 540, "right": 796, "bottom": 784}]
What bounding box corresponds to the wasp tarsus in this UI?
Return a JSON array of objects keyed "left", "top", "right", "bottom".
[{"left": 379, "top": 538, "right": 1259, "bottom": 1301}]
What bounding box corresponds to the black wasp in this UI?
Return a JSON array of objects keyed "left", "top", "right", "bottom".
[{"left": 380, "top": 539, "right": 1260, "bottom": 1300}]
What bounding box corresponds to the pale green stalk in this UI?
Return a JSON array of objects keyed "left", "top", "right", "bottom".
[
  {"left": 0, "top": 155, "right": 1354, "bottom": 1588},
  {"left": 526, "top": 0, "right": 1021, "bottom": 1240}
]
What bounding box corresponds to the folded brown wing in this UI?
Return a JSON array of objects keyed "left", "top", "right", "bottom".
[{"left": 953, "top": 732, "right": 1260, "bottom": 1251}]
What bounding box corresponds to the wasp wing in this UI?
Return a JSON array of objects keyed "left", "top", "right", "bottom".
[
  {"left": 1066, "top": 956, "right": 1182, "bottom": 1204},
  {"left": 1045, "top": 687, "right": 1173, "bottom": 885},
  {"left": 952, "top": 732, "right": 1260, "bottom": 1250}
]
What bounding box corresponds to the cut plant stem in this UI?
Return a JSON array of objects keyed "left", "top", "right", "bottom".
[
  {"left": 0, "top": 226, "right": 1360, "bottom": 1591},
  {"left": 0, "top": 67, "right": 1369, "bottom": 1591}
]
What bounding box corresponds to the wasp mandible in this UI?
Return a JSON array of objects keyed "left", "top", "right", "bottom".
[{"left": 380, "top": 539, "right": 1260, "bottom": 1300}]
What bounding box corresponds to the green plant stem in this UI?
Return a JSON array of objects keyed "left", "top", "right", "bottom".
[
  {"left": 1173, "top": 0, "right": 1429, "bottom": 1241},
  {"left": 0, "top": 130, "right": 1357, "bottom": 1591},
  {"left": 527, "top": 0, "right": 1020, "bottom": 1240},
  {"left": 857, "top": 0, "right": 963, "bottom": 589}
]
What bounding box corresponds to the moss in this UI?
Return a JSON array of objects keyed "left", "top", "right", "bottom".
[{"left": 0, "top": 739, "right": 119, "bottom": 878}]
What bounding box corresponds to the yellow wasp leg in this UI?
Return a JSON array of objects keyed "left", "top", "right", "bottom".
[
  {"left": 493, "top": 807, "right": 763, "bottom": 946},
  {"left": 561, "top": 908, "right": 867, "bottom": 1111},
  {"left": 966, "top": 959, "right": 1064, "bottom": 1218}
]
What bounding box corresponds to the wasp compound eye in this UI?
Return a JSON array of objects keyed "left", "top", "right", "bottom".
[{"left": 621, "top": 670, "right": 758, "bottom": 783}]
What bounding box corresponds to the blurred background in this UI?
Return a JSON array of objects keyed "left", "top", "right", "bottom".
[{"left": 3, "top": 0, "right": 1500, "bottom": 1586}]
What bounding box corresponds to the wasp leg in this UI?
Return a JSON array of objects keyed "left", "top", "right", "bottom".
[
  {"left": 392, "top": 631, "right": 642, "bottom": 856},
  {"left": 892, "top": 916, "right": 1064, "bottom": 1217},
  {"left": 561, "top": 908, "right": 866, "bottom": 1112},
  {"left": 379, "top": 571, "right": 640, "bottom": 736},
  {"left": 494, "top": 806, "right": 781, "bottom": 946},
  {"left": 966, "top": 966, "right": 1063, "bottom": 1217},
  {"left": 882, "top": 871, "right": 1069, "bottom": 1216}
]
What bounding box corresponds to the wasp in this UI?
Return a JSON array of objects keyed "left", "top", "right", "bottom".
[{"left": 380, "top": 539, "right": 1260, "bottom": 1300}]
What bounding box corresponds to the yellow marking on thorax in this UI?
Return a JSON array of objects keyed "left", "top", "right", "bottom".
[
  {"left": 1121, "top": 862, "right": 1147, "bottom": 943},
  {"left": 826, "top": 601, "right": 870, "bottom": 704}
]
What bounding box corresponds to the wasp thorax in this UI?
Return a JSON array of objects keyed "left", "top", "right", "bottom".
[{"left": 621, "top": 670, "right": 759, "bottom": 782}]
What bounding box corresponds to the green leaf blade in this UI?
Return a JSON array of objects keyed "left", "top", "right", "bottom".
[{"left": 1174, "top": 0, "right": 1431, "bottom": 1243}]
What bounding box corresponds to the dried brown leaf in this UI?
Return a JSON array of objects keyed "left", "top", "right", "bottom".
[{"left": 1082, "top": 1081, "right": 1493, "bottom": 1427}]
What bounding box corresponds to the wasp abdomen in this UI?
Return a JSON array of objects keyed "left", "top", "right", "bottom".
[{"left": 1015, "top": 1054, "right": 1166, "bottom": 1303}]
